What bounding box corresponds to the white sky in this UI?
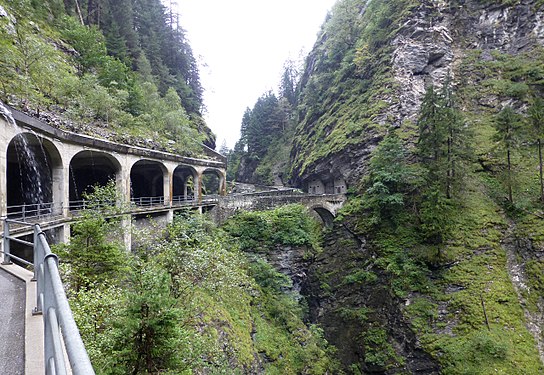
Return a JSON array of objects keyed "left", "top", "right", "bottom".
[{"left": 177, "top": 0, "right": 338, "bottom": 149}]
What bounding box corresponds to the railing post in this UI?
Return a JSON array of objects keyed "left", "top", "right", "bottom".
[
  {"left": 32, "top": 225, "right": 39, "bottom": 281},
  {"left": 43, "top": 252, "right": 68, "bottom": 375},
  {"left": 2, "top": 219, "right": 11, "bottom": 264},
  {"left": 33, "top": 225, "right": 44, "bottom": 315}
]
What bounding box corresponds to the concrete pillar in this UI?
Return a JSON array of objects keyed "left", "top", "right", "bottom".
[
  {"left": 52, "top": 162, "right": 64, "bottom": 216},
  {"left": 164, "top": 169, "right": 172, "bottom": 206},
  {"left": 196, "top": 171, "right": 203, "bottom": 203},
  {"left": 120, "top": 158, "right": 131, "bottom": 209},
  {"left": 0, "top": 140, "right": 7, "bottom": 218},
  {"left": 219, "top": 171, "right": 227, "bottom": 196},
  {"left": 59, "top": 224, "right": 70, "bottom": 244}
]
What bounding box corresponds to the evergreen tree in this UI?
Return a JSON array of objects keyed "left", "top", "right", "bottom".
[
  {"left": 111, "top": 261, "right": 185, "bottom": 374},
  {"left": 417, "top": 80, "right": 469, "bottom": 199},
  {"left": 362, "top": 130, "right": 414, "bottom": 227},
  {"left": 416, "top": 80, "right": 469, "bottom": 246},
  {"left": 494, "top": 106, "right": 522, "bottom": 204},
  {"left": 246, "top": 92, "right": 285, "bottom": 157},
  {"left": 238, "top": 107, "right": 251, "bottom": 152},
  {"left": 529, "top": 96, "right": 544, "bottom": 202},
  {"left": 279, "top": 60, "right": 298, "bottom": 107}
]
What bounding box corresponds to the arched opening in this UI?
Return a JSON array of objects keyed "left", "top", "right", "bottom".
[
  {"left": 7, "top": 133, "right": 62, "bottom": 218},
  {"left": 312, "top": 206, "right": 335, "bottom": 228},
  {"left": 172, "top": 165, "right": 197, "bottom": 203},
  {"left": 202, "top": 169, "right": 223, "bottom": 196},
  {"left": 130, "top": 160, "right": 166, "bottom": 206},
  {"left": 69, "top": 151, "right": 120, "bottom": 210}
]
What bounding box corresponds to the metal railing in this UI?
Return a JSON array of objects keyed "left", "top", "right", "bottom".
[
  {"left": 2, "top": 219, "right": 95, "bottom": 375},
  {"left": 6, "top": 202, "right": 62, "bottom": 221},
  {"left": 6, "top": 195, "right": 222, "bottom": 222},
  {"left": 130, "top": 196, "right": 165, "bottom": 207},
  {"left": 171, "top": 195, "right": 196, "bottom": 204}
]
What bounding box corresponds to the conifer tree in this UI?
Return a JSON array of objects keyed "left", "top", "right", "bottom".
[
  {"left": 417, "top": 80, "right": 469, "bottom": 199},
  {"left": 416, "top": 79, "right": 469, "bottom": 246},
  {"left": 529, "top": 96, "right": 544, "bottom": 202},
  {"left": 363, "top": 130, "right": 413, "bottom": 227},
  {"left": 494, "top": 106, "right": 522, "bottom": 204}
]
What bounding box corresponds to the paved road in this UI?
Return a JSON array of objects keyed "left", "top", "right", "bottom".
[{"left": 0, "top": 269, "right": 25, "bottom": 375}]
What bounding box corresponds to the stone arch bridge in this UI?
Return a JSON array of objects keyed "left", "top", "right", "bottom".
[{"left": 210, "top": 190, "right": 347, "bottom": 227}]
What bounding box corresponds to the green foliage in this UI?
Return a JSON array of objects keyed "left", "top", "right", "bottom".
[
  {"left": 361, "top": 130, "right": 418, "bottom": 228},
  {"left": 342, "top": 269, "right": 378, "bottom": 285},
  {"left": 223, "top": 204, "right": 322, "bottom": 252},
  {"left": 525, "top": 259, "right": 544, "bottom": 304},
  {"left": 248, "top": 256, "right": 292, "bottom": 293},
  {"left": 55, "top": 182, "right": 127, "bottom": 291},
  {"left": 108, "top": 262, "right": 188, "bottom": 374},
  {"left": 363, "top": 326, "right": 402, "bottom": 369},
  {"left": 0, "top": 0, "right": 210, "bottom": 155},
  {"left": 67, "top": 211, "right": 338, "bottom": 374}
]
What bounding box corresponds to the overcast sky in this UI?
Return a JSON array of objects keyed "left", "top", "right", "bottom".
[{"left": 177, "top": 0, "right": 338, "bottom": 149}]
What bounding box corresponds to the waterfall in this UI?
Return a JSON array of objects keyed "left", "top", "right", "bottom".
[
  {"left": 2, "top": 101, "right": 51, "bottom": 217},
  {"left": 0, "top": 100, "right": 16, "bottom": 127}
]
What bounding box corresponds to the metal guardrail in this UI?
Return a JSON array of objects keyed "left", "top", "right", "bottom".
[
  {"left": 2, "top": 219, "right": 95, "bottom": 375},
  {"left": 131, "top": 196, "right": 165, "bottom": 207},
  {"left": 7, "top": 202, "right": 62, "bottom": 221}
]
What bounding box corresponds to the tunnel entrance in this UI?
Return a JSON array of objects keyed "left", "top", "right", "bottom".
[
  {"left": 130, "top": 160, "right": 165, "bottom": 206},
  {"left": 6, "top": 133, "right": 62, "bottom": 218},
  {"left": 172, "top": 165, "right": 197, "bottom": 202},
  {"left": 69, "top": 151, "right": 120, "bottom": 210}
]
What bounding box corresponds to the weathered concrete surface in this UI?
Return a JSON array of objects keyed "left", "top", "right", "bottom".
[
  {"left": 0, "top": 268, "right": 25, "bottom": 375},
  {"left": 0, "top": 261, "right": 44, "bottom": 375}
]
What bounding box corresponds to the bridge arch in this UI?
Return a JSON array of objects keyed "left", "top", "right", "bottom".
[
  {"left": 69, "top": 150, "right": 121, "bottom": 208},
  {"left": 130, "top": 160, "right": 167, "bottom": 206},
  {"left": 172, "top": 165, "right": 198, "bottom": 202},
  {"left": 309, "top": 205, "right": 336, "bottom": 228},
  {"left": 6, "top": 132, "right": 63, "bottom": 216},
  {"left": 202, "top": 168, "right": 225, "bottom": 196}
]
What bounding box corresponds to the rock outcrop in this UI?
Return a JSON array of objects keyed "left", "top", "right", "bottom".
[{"left": 291, "top": 0, "right": 544, "bottom": 189}]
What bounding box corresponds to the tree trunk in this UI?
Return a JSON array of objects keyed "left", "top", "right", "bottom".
[
  {"left": 539, "top": 138, "right": 544, "bottom": 203},
  {"left": 74, "top": 0, "right": 85, "bottom": 25},
  {"left": 507, "top": 147, "right": 513, "bottom": 204},
  {"left": 447, "top": 132, "right": 452, "bottom": 199}
]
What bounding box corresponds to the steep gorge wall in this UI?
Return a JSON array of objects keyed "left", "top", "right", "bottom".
[
  {"left": 290, "top": 0, "right": 544, "bottom": 188},
  {"left": 288, "top": 0, "right": 544, "bottom": 373}
]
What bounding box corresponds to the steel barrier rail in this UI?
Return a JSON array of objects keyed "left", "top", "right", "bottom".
[
  {"left": 2, "top": 219, "right": 95, "bottom": 375},
  {"left": 6, "top": 202, "right": 62, "bottom": 221},
  {"left": 130, "top": 196, "right": 165, "bottom": 207}
]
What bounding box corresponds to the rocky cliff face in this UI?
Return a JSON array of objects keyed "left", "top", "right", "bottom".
[
  {"left": 287, "top": 0, "right": 544, "bottom": 373},
  {"left": 303, "top": 224, "right": 440, "bottom": 373},
  {"left": 290, "top": 0, "right": 544, "bottom": 189}
]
